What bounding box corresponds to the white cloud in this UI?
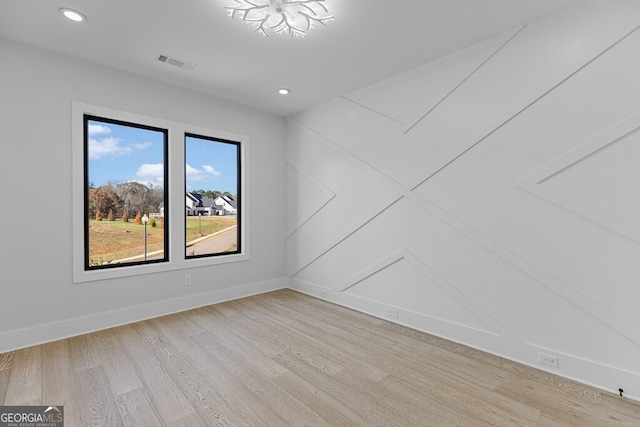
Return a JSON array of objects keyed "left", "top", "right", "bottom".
[
  {"left": 88, "top": 124, "right": 112, "bottom": 136},
  {"left": 88, "top": 135, "right": 153, "bottom": 160},
  {"left": 202, "top": 165, "right": 222, "bottom": 177},
  {"left": 137, "top": 163, "right": 164, "bottom": 177},
  {"left": 186, "top": 163, "right": 222, "bottom": 183},
  {"left": 88, "top": 137, "right": 131, "bottom": 160},
  {"left": 135, "top": 163, "right": 165, "bottom": 187},
  {"left": 185, "top": 164, "right": 201, "bottom": 180},
  {"left": 132, "top": 142, "right": 153, "bottom": 150}
]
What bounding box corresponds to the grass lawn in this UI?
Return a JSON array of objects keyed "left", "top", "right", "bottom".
[
  {"left": 88, "top": 216, "right": 237, "bottom": 264},
  {"left": 185, "top": 215, "right": 237, "bottom": 243},
  {"left": 88, "top": 219, "right": 165, "bottom": 264}
]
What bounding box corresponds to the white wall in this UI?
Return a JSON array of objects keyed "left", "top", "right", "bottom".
[
  {"left": 287, "top": 0, "right": 640, "bottom": 399},
  {"left": 0, "top": 37, "right": 287, "bottom": 352}
]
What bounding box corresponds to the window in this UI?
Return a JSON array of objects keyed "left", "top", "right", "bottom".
[
  {"left": 84, "top": 115, "right": 169, "bottom": 270},
  {"left": 185, "top": 134, "right": 241, "bottom": 258},
  {"left": 72, "top": 102, "right": 249, "bottom": 283}
]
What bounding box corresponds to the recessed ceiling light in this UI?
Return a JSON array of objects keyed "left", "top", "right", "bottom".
[
  {"left": 59, "top": 8, "right": 87, "bottom": 23},
  {"left": 278, "top": 88, "right": 291, "bottom": 95}
]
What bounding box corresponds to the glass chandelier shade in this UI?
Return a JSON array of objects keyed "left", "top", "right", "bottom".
[{"left": 222, "top": 0, "right": 334, "bottom": 37}]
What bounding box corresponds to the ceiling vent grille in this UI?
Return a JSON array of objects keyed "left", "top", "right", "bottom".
[{"left": 157, "top": 54, "right": 196, "bottom": 71}]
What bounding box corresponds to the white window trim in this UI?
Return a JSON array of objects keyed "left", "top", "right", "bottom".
[{"left": 72, "top": 102, "right": 249, "bottom": 284}]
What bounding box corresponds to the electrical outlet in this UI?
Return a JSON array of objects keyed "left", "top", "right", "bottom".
[
  {"left": 184, "top": 275, "right": 192, "bottom": 286},
  {"left": 388, "top": 309, "right": 399, "bottom": 318},
  {"left": 539, "top": 352, "right": 559, "bottom": 368}
]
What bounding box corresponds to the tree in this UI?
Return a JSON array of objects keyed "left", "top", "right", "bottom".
[
  {"left": 117, "top": 181, "right": 164, "bottom": 218},
  {"left": 195, "top": 189, "right": 221, "bottom": 200},
  {"left": 95, "top": 209, "right": 102, "bottom": 221},
  {"left": 88, "top": 186, "right": 122, "bottom": 219},
  {"left": 107, "top": 209, "right": 115, "bottom": 221}
]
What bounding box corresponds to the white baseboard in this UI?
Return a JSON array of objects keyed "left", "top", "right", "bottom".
[{"left": 0, "top": 277, "right": 287, "bottom": 354}]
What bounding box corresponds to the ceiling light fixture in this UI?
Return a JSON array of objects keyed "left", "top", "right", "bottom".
[
  {"left": 278, "top": 88, "right": 291, "bottom": 95},
  {"left": 59, "top": 7, "right": 87, "bottom": 22},
  {"left": 222, "top": 0, "right": 333, "bottom": 37}
]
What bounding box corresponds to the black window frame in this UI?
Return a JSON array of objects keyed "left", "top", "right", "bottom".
[
  {"left": 83, "top": 114, "right": 169, "bottom": 271},
  {"left": 184, "top": 132, "right": 241, "bottom": 260}
]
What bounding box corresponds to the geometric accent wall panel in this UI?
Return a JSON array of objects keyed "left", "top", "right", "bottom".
[
  {"left": 341, "top": 253, "right": 496, "bottom": 335},
  {"left": 517, "top": 112, "right": 640, "bottom": 243},
  {"left": 286, "top": 123, "right": 399, "bottom": 276},
  {"left": 287, "top": 2, "right": 640, "bottom": 397},
  {"left": 286, "top": 163, "right": 336, "bottom": 237},
  {"left": 343, "top": 29, "right": 519, "bottom": 131}
]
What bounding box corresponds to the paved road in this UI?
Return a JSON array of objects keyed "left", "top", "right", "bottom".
[
  {"left": 113, "top": 225, "right": 238, "bottom": 263},
  {"left": 187, "top": 226, "right": 238, "bottom": 256}
]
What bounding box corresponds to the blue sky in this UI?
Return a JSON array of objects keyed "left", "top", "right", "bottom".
[
  {"left": 88, "top": 119, "right": 238, "bottom": 193},
  {"left": 185, "top": 135, "right": 238, "bottom": 194}
]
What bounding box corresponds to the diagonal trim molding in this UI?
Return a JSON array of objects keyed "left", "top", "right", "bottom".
[
  {"left": 288, "top": 18, "right": 640, "bottom": 351},
  {"left": 289, "top": 114, "right": 640, "bottom": 351},
  {"left": 516, "top": 111, "right": 640, "bottom": 244},
  {"left": 403, "top": 26, "right": 525, "bottom": 135},
  {"left": 406, "top": 22, "right": 640, "bottom": 193},
  {"left": 340, "top": 26, "right": 524, "bottom": 134},
  {"left": 286, "top": 161, "right": 336, "bottom": 237},
  {"left": 336, "top": 248, "right": 516, "bottom": 340}
]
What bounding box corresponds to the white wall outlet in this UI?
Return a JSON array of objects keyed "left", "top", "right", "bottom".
[
  {"left": 388, "top": 309, "right": 399, "bottom": 318},
  {"left": 539, "top": 352, "right": 559, "bottom": 368},
  {"left": 184, "top": 275, "right": 192, "bottom": 286}
]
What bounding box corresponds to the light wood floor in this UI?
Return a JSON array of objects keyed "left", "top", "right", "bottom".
[{"left": 1, "top": 289, "right": 638, "bottom": 426}]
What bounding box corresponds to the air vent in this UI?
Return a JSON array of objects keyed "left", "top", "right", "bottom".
[{"left": 157, "top": 54, "right": 196, "bottom": 71}]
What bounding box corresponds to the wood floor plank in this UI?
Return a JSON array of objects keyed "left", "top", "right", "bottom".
[
  {"left": 214, "top": 309, "right": 346, "bottom": 376},
  {"left": 87, "top": 329, "right": 120, "bottom": 360},
  {"left": 384, "top": 368, "right": 540, "bottom": 426},
  {"left": 150, "top": 316, "right": 199, "bottom": 352},
  {"left": 4, "top": 345, "right": 42, "bottom": 405},
  {"left": 183, "top": 346, "right": 287, "bottom": 426},
  {"left": 600, "top": 391, "right": 640, "bottom": 420},
  {"left": 41, "top": 340, "right": 84, "bottom": 427},
  {"left": 496, "top": 373, "right": 639, "bottom": 426},
  {"left": 274, "top": 348, "right": 422, "bottom": 426},
  {"left": 536, "top": 413, "right": 584, "bottom": 427},
  {"left": 101, "top": 347, "right": 144, "bottom": 396},
  {"left": 114, "top": 388, "right": 163, "bottom": 427},
  {"left": 0, "top": 289, "right": 638, "bottom": 426},
  {"left": 169, "top": 311, "right": 207, "bottom": 336},
  {"left": 188, "top": 307, "right": 289, "bottom": 379},
  {"left": 193, "top": 331, "right": 321, "bottom": 427},
  {"left": 301, "top": 416, "right": 335, "bottom": 427},
  {"left": 68, "top": 334, "right": 102, "bottom": 373},
  {"left": 272, "top": 371, "right": 371, "bottom": 427},
  {"left": 165, "top": 411, "right": 207, "bottom": 427},
  {"left": 270, "top": 291, "right": 504, "bottom": 390},
  {"left": 115, "top": 324, "right": 196, "bottom": 425},
  {"left": 0, "top": 367, "right": 11, "bottom": 404},
  {"left": 380, "top": 319, "right": 603, "bottom": 405},
  {"left": 0, "top": 352, "right": 14, "bottom": 371},
  {"left": 243, "top": 297, "right": 390, "bottom": 382},
  {"left": 75, "top": 366, "right": 124, "bottom": 426},
  {"left": 143, "top": 334, "right": 255, "bottom": 426}
]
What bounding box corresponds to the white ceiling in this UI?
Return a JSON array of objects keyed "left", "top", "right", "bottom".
[{"left": 0, "top": 0, "right": 585, "bottom": 116}]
